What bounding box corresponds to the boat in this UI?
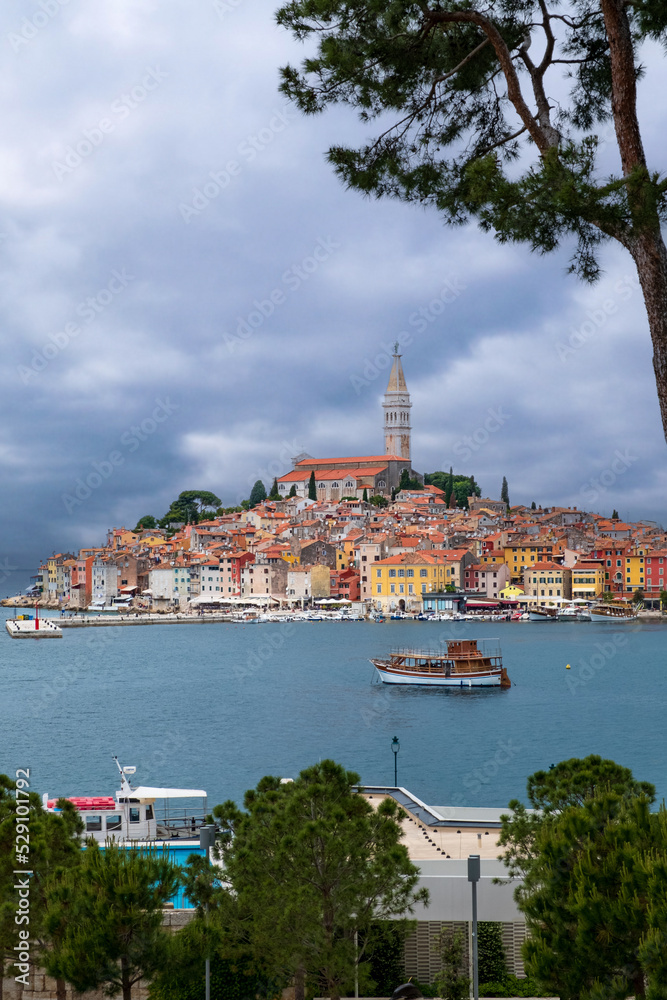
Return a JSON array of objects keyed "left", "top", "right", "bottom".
[
  {"left": 42, "top": 757, "right": 207, "bottom": 843},
  {"left": 5, "top": 605, "right": 62, "bottom": 638},
  {"left": 528, "top": 607, "right": 559, "bottom": 621},
  {"left": 370, "top": 639, "right": 511, "bottom": 687},
  {"left": 590, "top": 601, "right": 638, "bottom": 623},
  {"left": 557, "top": 603, "right": 592, "bottom": 622}
]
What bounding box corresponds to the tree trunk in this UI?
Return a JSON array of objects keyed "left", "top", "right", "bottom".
[
  {"left": 56, "top": 978, "right": 66, "bottom": 1000},
  {"left": 121, "top": 958, "right": 132, "bottom": 1000},
  {"left": 294, "top": 965, "right": 306, "bottom": 1000},
  {"left": 631, "top": 232, "right": 667, "bottom": 439}
]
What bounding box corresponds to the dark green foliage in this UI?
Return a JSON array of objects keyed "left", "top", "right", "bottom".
[
  {"left": 477, "top": 923, "right": 507, "bottom": 984},
  {"left": 424, "top": 472, "right": 479, "bottom": 507},
  {"left": 159, "top": 491, "right": 223, "bottom": 528},
  {"left": 248, "top": 480, "right": 267, "bottom": 508},
  {"left": 44, "top": 843, "right": 182, "bottom": 1000},
  {"left": 499, "top": 756, "right": 661, "bottom": 1000},
  {"left": 432, "top": 929, "right": 469, "bottom": 1000},
  {"left": 479, "top": 975, "right": 552, "bottom": 998},
  {"left": 500, "top": 477, "right": 510, "bottom": 507},
  {"left": 364, "top": 921, "right": 408, "bottom": 996},
  {"left": 288, "top": 484, "right": 297, "bottom": 497},
  {"left": 269, "top": 478, "right": 280, "bottom": 500},
  {"left": 612, "top": 508, "right": 620, "bottom": 519},
  {"left": 362, "top": 487, "right": 368, "bottom": 501},
  {"left": 369, "top": 494, "right": 389, "bottom": 507},
  {"left": 531, "top": 501, "right": 536, "bottom": 510},
  {"left": 207, "top": 760, "right": 427, "bottom": 1000},
  {"left": 134, "top": 515, "right": 157, "bottom": 531},
  {"left": 660, "top": 589, "right": 667, "bottom": 609},
  {"left": 633, "top": 588, "right": 646, "bottom": 603},
  {"left": 398, "top": 468, "right": 423, "bottom": 492},
  {"left": 308, "top": 470, "right": 317, "bottom": 500}
]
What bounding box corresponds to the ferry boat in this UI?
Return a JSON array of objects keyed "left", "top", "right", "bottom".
[
  {"left": 42, "top": 757, "right": 207, "bottom": 843},
  {"left": 5, "top": 605, "right": 62, "bottom": 638},
  {"left": 528, "top": 607, "right": 559, "bottom": 621},
  {"left": 370, "top": 639, "right": 511, "bottom": 687},
  {"left": 590, "top": 601, "right": 638, "bottom": 623}
]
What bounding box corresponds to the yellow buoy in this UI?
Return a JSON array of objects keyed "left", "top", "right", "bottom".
[{"left": 566, "top": 663, "right": 571, "bottom": 669}]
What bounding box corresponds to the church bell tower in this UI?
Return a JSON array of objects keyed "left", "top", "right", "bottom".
[{"left": 383, "top": 344, "right": 411, "bottom": 462}]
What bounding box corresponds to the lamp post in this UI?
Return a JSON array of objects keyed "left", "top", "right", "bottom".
[
  {"left": 199, "top": 824, "right": 217, "bottom": 1000},
  {"left": 350, "top": 911, "right": 358, "bottom": 999},
  {"left": 468, "top": 855, "right": 480, "bottom": 1000},
  {"left": 391, "top": 736, "right": 400, "bottom": 786}
]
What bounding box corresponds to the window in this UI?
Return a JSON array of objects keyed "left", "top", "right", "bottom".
[
  {"left": 421, "top": 584, "right": 426, "bottom": 593},
  {"left": 398, "top": 569, "right": 405, "bottom": 577},
  {"left": 408, "top": 584, "right": 414, "bottom": 594},
  {"left": 407, "top": 569, "right": 414, "bottom": 577},
  {"left": 399, "top": 584, "right": 404, "bottom": 593},
  {"left": 86, "top": 816, "right": 102, "bottom": 832},
  {"left": 146, "top": 805, "right": 154, "bottom": 820},
  {"left": 390, "top": 584, "right": 395, "bottom": 594},
  {"left": 129, "top": 808, "right": 140, "bottom": 824},
  {"left": 376, "top": 585, "right": 381, "bottom": 594},
  {"left": 106, "top": 815, "right": 122, "bottom": 831},
  {"left": 389, "top": 569, "right": 396, "bottom": 577},
  {"left": 420, "top": 569, "right": 428, "bottom": 578},
  {"left": 376, "top": 569, "right": 381, "bottom": 578}
]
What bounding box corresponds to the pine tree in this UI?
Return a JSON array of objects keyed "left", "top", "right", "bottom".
[
  {"left": 248, "top": 480, "right": 267, "bottom": 508},
  {"left": 362, "top": 488, "right": 368, "bottom": 502},
  {"left": 44, "top": 843, "right": 182, "bottom": 1000},
  {"left": 269, "top": 478, "right": 280, "bottom": 500},
  {"left": 445, "top": 467, "right": 454, "bottom": 507},
  {"left": 308, "top": 471, "right": 317, "bottom": 500},
  {"left": 531, "top": 501, "right": 537, "bottom": 510},
  {"left": 501, "top": 476, "right": 510, "bottom": 507},
  {"left": 288, "top": 484, "right": 297, "bottom": 498},
  {"left": 612, "top": 509, "right": 620, "bottom": 519}
]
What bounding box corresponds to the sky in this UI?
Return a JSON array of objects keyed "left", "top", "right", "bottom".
[{"left": 1, "top": 0, "right": 667, "bottom": 582}]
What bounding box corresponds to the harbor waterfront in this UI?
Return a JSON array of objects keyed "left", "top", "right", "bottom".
[{"left": 2, "top": 608, "right": 666, "bottom": 809}]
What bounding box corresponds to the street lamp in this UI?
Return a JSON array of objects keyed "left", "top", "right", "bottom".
[
  {"left": 199, "top": 824, "right": 217, "bottom": 1000},
  {"left": 391, "top": 736, "right": 400, "bottom": 786},
  {"left": 468, "top": 854, "right": 480, "bottom": 1000}
]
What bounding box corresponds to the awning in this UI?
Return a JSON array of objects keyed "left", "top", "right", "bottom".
[{"left": 128, "top": 786, "right": 207, "bottom": 800}]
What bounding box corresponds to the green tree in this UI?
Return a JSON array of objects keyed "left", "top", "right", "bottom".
[
  {"left": 501, "top": 477, "right": 510, "bottom": 507},
  {"left": 362, "top": 487, "right": 368, "bottom": 502},
  {"left": 612, "top": 508, "right": 620, "bottom": 519},
  {"left": 308, "top": 470, "right": 317, "bottom": 500},
  {"left": 445, "top": 467, "right": 454, "bottom": 507},
  {"left": 478, "top": 923, "right": 507, "bottom": 984},
  {"left": 288, "top": 484, "right": 297, "bottom": 498},
  {"left": 177, "top": 491, "right": 223, "bottom": 517},
  {"left": 134, "top": 515, "right": 157, "bottom": 531},
  {"left": 369, "top": 495, "right": 389, "bottom": 507},
  {"left": 659, "top": 589, "right": 667, "bottom": 611},
  {"left": 432, "top": 929, "right": 469, "bottom": 1000},
  {"left": 531, "top": 501, "right": 537, "bottom": 511},
  {"left": 269, "top": 477, "right": 280, "bottom": 500},
  {"left": 208, "top": 760, "right": 428, "bottom": 1000},
  {"left": 277, "top": 1, "right": 667, "bottom": 440},
  {"left": 633, "top": 587, "right": 645, "bottom": 604},
  {"left": 248, "top": 480, "right": 267, "bottom": 508},
  {"left": 499, "top": 756, "right": 658, "bottom": 1000},
  {"left": 44, "top": 843, "right": 182, "bottom": 1000}
]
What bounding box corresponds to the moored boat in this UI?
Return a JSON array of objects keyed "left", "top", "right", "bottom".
[
  {"left": 43, "top": 757, "right": 207, "bottom": 843},
  {"left": 557, "top": 603, "right": 592, "bottom": 622},
  {"left": 590, "top": 601, "right": 638, "bottom": 622},
  {"left": 370, "top": 639, "right": 510, "bottom": 687},
  {"left": 528, "top": 607, "right": 559, "bottom": 621}
]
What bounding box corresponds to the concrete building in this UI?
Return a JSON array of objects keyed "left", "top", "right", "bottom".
[{"left": 523, "top": 561, "right": 572, "bottom": 605}]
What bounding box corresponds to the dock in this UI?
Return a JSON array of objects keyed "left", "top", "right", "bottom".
[{"left": 58, "top": 613, "right": 236, "bottom": 628}]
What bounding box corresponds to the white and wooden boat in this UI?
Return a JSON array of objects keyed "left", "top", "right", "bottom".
[
  {"left": 590, "top": 601, "right": 638, "bottom": 623},
  {"left": 528, "top": 607, "right": 559, "bottom": 621},
  {"left": 370, "top": 639, "right": 510, "bottom": 687},
  {"left": 557, "top": 604, "right": 592, "bottom": 622},
  {"left": 5, "top": 606, "right": 62, "bottom": 638},
  {"left": 43, "top": 757, "right": 207, "bottom": 843}
]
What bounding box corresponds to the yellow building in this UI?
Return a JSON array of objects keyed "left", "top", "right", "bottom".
[
  {"left": 371, "top": 553, "right": 455, "bottom": 612},
  {"left": 522, "top": 561, "right": 572, "bottom": 606},
  {"left": 504, "top": 541, "right": 555, "bottom": 583},
  {"left": 571, "top": 562, "right": 604, "bottom": 600},
  {"left": 624, "top": 552, "right": 647, "bottom": 593}
]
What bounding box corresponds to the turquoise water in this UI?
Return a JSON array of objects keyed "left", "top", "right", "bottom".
[{"left": 1, "top": 610, "right": 666, "bottom": 809}]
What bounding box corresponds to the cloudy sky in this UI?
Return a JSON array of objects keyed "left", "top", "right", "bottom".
[{"left": 1, "top": 0, "right": 666, "bottom": 581}]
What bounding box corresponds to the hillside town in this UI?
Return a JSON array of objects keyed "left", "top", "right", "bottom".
[{"left": 11, "top": 349, "right": 666, "bottom": 615}]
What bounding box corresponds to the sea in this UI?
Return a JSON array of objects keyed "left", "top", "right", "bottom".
[{"left": 1, "top": 608, "right": 665, "bottom": 811}]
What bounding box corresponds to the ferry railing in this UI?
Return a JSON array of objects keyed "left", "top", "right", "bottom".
[{"left": 155, "top": 808, "right": 208, "bottom": 838}]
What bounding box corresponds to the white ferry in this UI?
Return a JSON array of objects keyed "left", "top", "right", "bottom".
[
  {"left": 371, "top": 639, "right": 511, "bottom": 688},
  {"left": 42, "top": 757, "right": 207, "bottom": 843}
]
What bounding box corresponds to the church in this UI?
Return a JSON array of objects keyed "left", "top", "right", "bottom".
[{"left": 277, "top": 346, "right": 418, "bottom": 501}]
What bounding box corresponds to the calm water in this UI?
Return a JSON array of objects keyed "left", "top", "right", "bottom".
[{"left": 1, "top": 610, "right": 666, "bottom": 810}]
